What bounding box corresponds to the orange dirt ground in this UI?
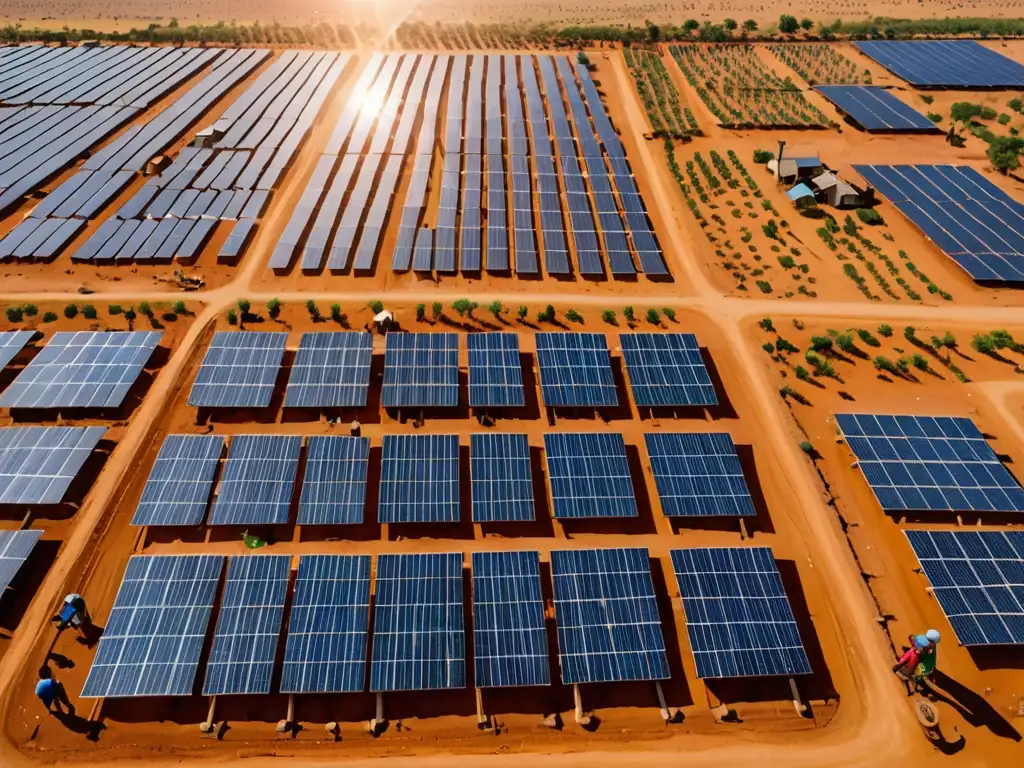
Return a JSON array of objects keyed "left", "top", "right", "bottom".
[{"left": 0, "top": 34, "right": 1022, "bottom": 768}]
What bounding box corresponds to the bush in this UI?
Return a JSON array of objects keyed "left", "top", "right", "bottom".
[
  {"left": 799, "top": 441, "right": 814, "bottom": 455},
  {"left": 331, "top": 304, "right": 342, "bottom": 322},
  {"left": 623, "top": 306, "right": 635, "bottom": 322},
  {"left": 759, "top": 317, "right": 775, "bottom": 332},
  {"left": 5, "top": 307, "right": 22, "bottom": 322},
  {"left": 836, "top": 334, "right": 855, "bottom": 352},
  {"left": 911, "top": 354, "right": 929, "bottom": 371},
  {"left": 237, "top": 299, "right": 250, "bottom": 315},
  {"left": 367, "top": 300, "right": 384, "bottom": 314},
  {"left": 903, "top": 326, "right": 917, "bottom": 341},
  {"left": 226, "top": 309, "right": 237, "bottom": 325},
  {"left": 602, "top": 309, "right": 617, "bottom": 325},
  {"left": 795, "top": 365, "right": 810, "bottom": 381},
  {"left": 433, "top": 302, "right": 444, "bottom": 319},
  {"left": 488, "top": 300, "right": 503, "bottom": 318},
  {"left": 42, "top": 312, "right": 57, "bottom": 323},
  {"left": 990, "top": 329, "right": 1018, "bottom": 351},
  {"left": 82, "top": 305, "right": 97, "bottom": 319},
  {"left": 874, "top": 355, "right": 898, "bottom": 373},
  {"left": 753, "top": 149, "right": 774, "bottom": 164},
  {"left": 63, "top": 304, "right": 77, "bottom": 319},
  {"left": 138, "top": 301, "right": 151, "bottom": 317},
  {"left": 23, "top": 304, "right": 37, "bottom": 317},
  {"left": 756, "top": 280, "right": 772, "bottom": 294},
  {"left": 778, "top": 255, "right": 796, "bottom": 269},
  {"left": 878, "top": 324, "right": 893, "bottom": 337},
  {"left": 663, "top": 308, "right": 676, "bottom": 322},
  {"left": 998, "top": 113, "right": 1011, "bottom": 126},
  {"left": 124, "top": 307, "right": 136, "bottom": 322},
  {"left": 776, "top": 338, "right": 799, "bottom": 354},
  {"left": 646, "top": 308, "right": 660, "bottom": 324},
  {"left": 172, "top": 300, "right": 187, "bottom": 315},
  {"left": 306, "top": 300, "right": 319, "bottom": 319},
  {"left": 809, "top": 336, "right": 833, "bottom": 352},
  {"left": 980, "top": 106, "right": 998, "bottom": 121},
  {"left": 762, "top": 342, "right": 774, "bottom": 353},
  {"left": 927, "top": 112, "right": 942, "bottom": 123},
  {"left": 858, "top": 329, "right": 881, "bottom": 347},
  {"left": 971, "top": 333, "right": 995, "bottom": 354},
  {"left": 517, "top": 305, "right": 527, "bottom": 321},
  {"left": 267, "top": 298, "right": 281, "bottom": 319},
  {"left": 415, "top": 303, "right": 425, "bottom": 321},
  {"left": 779, "top": 14, "right": 799, "bottom": 34},
  {"left": 108, "top": 304, "right": 122, "bottom": 315},
  {"left": 856, "top": 208, "right": 883, "bottom": 225},
  {"left": 565, "top": 309, "right": 583, "bottom": 324},
  {"left": 542, "top": 305, "right": 555, "bottom": 322}
]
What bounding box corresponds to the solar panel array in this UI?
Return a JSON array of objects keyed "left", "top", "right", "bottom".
[
  {"left": 906, "top": 530, "right": 1024, "bottom": 646},
  {"left": 814, "top": 86, "right": 939, "bottom": 132},
  {"left": 297, "top": 436, "right": 370, "bottom": 525},
  {"left": 544, "top": 433, "right": 638, "bottom": 519},
  {"left": 188, "top": 332, "right": 287, "bottom": 408},
  {"left": 208, "top": 435, "right": 303, "bottom": 526},
  {"left": 467, "top": 333, "right": 525, "bottom": 408},
  {"left": 852, "top": 164, "right": 1024, "bottom": 283},
  {"left": 550, "top": 548, "right": 669, "bottom": 684},
  {"left": 0, "top": 330, "right": 32, "bottom": 371},
  {"left": 620, "top": 333, "right": 716, "bottom": 408},
  {"left": 836, "top": 413, "right": 1024, "bottom": 513},
  {"left": 0, "top": 425, "right": 106, "bottom": 505},
  {"left": 670, "top": 547, "right": 812, "bottom": 678},
  {"left": 535, "top": 332, "right": 617, "bottom": 408},
  {"left": 854, "top": 40, "right": 1024, "bottom": 88},
  {"left": 378, "top": 434, "right": 460, "bottom": 523},
  {"left": 203, "top": 555, "right": 291, "bottom": 696},
  {"left": 645, "top": 433, "right": 756, "bottom": 517},
  {"left": 130, "top": 434, "right": 224, "bottom": 526},
  {"left": 0, "top": 331, "right": 160, "bottom": 409},
  {"left": 284, "top": 332, "right": 373, "bottom": 409},
  {"left": 370, "top": 552, "right": 466, "bottom": 692},
  {"left": 470, "top": 433, "right": 535, "bottom": 522},
  {"left": 82, "top": 554, "right": 224, "bottom": 698},
  {"left": 381, "top": 333, "right": 459, "bottom": 408},
  {"left": 0, "top": 528, "right": 42, "bottom": 593},
  {"left": 471, "top": 551, "right": 550, "bottom": 687},
  {"left": 282, "top": 554, "right": 372, "bottom": 693}
]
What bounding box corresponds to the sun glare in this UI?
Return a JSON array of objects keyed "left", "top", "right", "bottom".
[{"left": 361, "top": 88, "right": 386, "bottom": 117}]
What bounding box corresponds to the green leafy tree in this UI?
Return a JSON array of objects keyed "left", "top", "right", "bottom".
[
  {"left": 5, "top": 307, "right": 22, "bottom": 322},
  {"left": 517, "top": 305, "right": 528, "bottom": 321},
  {"left": 809, "top": 336, "right": 833, "bottom": 352},
  {"left": 64, "top": 304, "right": 78, "bottom": 319},
  {"left": 663, "top": 308, "right": 676, "bottom": 322},
  {"left": 836, "top": 334, "right": 855, "bottom": 353},
  {"left": 237, "top": 299, "right": 250, "bottom": 316},
  {"left": 799, "top": 18, "right": 813, "bottom": 30},
  {"left": 779, "top": 15, "right": 799, "bottom": 34},
  {"left": 368, "top": 300, "right": 384, "bottom": 314},
  {"left": 266, "top": 298, "right": 281, "bottom": 319},
  {"left": 759, "top": 317, "right": 775, "bottom": 332},
  {"left": 602, "top": 309, "right": 617, "bottom": 325},
  {"left": 82, "top": 304, "right": 97, "bottom": 319},
  {"left": 753, "top": 149, "right": 774, "bottom": 164},
  {"left": 987, "top": 136, "right": 1024, "bottom": 173},
  {"left": 743, "top": 19, "right": 758, "bottom": 31},
  {"left": 623, "top": 306, "right": 635, "bottom": 323},
  {"left": 646, "top": 308, "right": 661, "bottom": 324},
  {"left": 172, "top": 300, "right": 187, "bottom": 315},
  {"left": 878, "top": 324, "right": 893, "bottom": 337},
  {"left": 331, "top": 304, "right": 343, "bottom": 322},
  {"left": 415, "top": 303, "right": 426, "bottom": 321},
  {"left": 23, "top": 304, "right": 37, "bottom": 317},
  {"left": 724, "top": 18, "right": 738, "bottom": 31},
  {"left": 565, "top": 309, "right": 583, "bottom": 323},
  {"left": 124, "top": 307, "right": 136, "bottom": 322},
  {"left": 432, "top": 302, "right": 443, "bottom": 320},
  {"left": 108, "top": 304, "right": 122, "bottom": 315},
  {"left": 226, "top": 309, "right": 238, "bottom": 325},
  {"left": 43, "top": 311, "right": 57, "bottom": 323},
  {"left": 488, "top": 300, "right": 503, "bottom": 318},
  {"left": 683, "top": 19, "right": 699, "bottom": 31}
]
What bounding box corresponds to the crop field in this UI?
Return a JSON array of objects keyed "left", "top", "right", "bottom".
[
  {"left": 668, "top": 44, "right": 831, "bottom": 129},
  {"left": 767, "top": 44, "right": 873, "bottom": 86},
  {"left": 622, "top": 48, "right": 701, "bottom": 139}
]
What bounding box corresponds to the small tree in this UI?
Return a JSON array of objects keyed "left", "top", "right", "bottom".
[
  {"left": 452, "top": 298, "right": 472, "bottom": 317},
  {"left": 663, "top": 307, "right": 676, "bottom": 322},
  {"left": 83, "top": 304, "right": 97, "bottom": 319},
  {"left": 236, "top": 299, "right": 250, "bottom": 316},
  {"left": 856, "top": 208, "right": 883, "bottom": 225},
  {"left": 799, "top": 18, "right": 813, "bottom": 30},
  {"left": 683, "top": 18, "right": 700, "bottom": 31},
  {"left": 432, "top": 302, "right": 443, "bottom": 320},
  {"left": 623, "top": 306, "right": 635, "bottom": 323},
  {"left": 778, "top": 14, "right": 799, "bottom": 34},
  {"left": 368, "top": 300, "right": 384, "bottom": 314},
  {"left": 488, "top": 300, "right": 503, "bottom": 318},
  {"left": 809, "top": 336, "right": 833, "bottom": 352},
  {"left": 743, "top": 19, "right": 758, "bottom": 31},
  {"left": 565, "top": 309, "right": 583, "bottom": 324},
  {"left": 836, "top": 334, "right": 855, "bottom": 353},
  {"left": 517, "top": 305, "right": 528, "bottom": 321},
  {"left": 602, "top": 309, "right": 617, "bottom": 325},
  {"left": 911, "top": 354, "right": 929, "bottom": 371},
  {"left": 226, "top": 309, "right": 238, "bottom": 325},
  {"left": 971, "top": 333, "right": 995, "bottom": 354},
  {"left": 306, "top": 299, "right": 320, "bottom": 319},
  {"left": 172, "top": 300, "right": 187, "bottom": 315},
  {"left": 646, "top": 308, "right": 661, "bottom": 325},
  {"left": 138, "top": 300, "right": 152, "bottom": 317},
  {"left": 22, "top": 304, "right": 37, "bottom": 317},
  {"left": 543, "top": 305, "right": 556, "bottom": 322},
  {"left": 987, "top": 136, "right": 1024, "bottom": 174},
  {"left": 64, "top": 303, "right": 78, "bottom": 319},
  {"left": 5, "top": 307, "right": 22, "bottom": 322},
  {"left": 331, "top": 304, "right": 343, "bottom": 322},
  {"left": 877, "top": 324, "right": 893, "bottom": 337},
  {"left": 43, "top": 312, "right": 58, "bottom": 323},
  {"left": 124, "top": 306, "right": 137, "bottom": 322},
  {"left": 903, "top": 326, "right": 917, "bottom": 342},
  {"left": 415, "top": 303, "right": 426, "bottom": 321},
  {"left": 266, "top": 298, "right": 281, "bottom": 319},
  {"left": 108, "top": 304, "right": 123, "bottom": 315},
  {"left": 752, "top": 149, "right": 774, "bottom": 164},
  {"left": 759, "top": 316, "right": 775, "bottom": 332},
  {"left": 724, "top": 17, "right": 738, "bottom": 30}
]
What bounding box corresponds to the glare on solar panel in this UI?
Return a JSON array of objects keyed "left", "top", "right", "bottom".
[
  {"left": 284, "top": 332, "right": 373, "bottom": 409},
  {"left": 282, "top": 554, "right": 371, "bottom": 693},
  {"left": 549, "top": 547, "right": 669, "bottom": 684},
  {"left": 670, "top": 547, "right": 812, "bottom": 678},
  {"left": 645, "top": 432, "right": 755, "bottom": 517},
  {"left": 0, "top": 529, "right": 42, "bottom": 593},
  {"left": 187, "top": 331, "right": 287, "bottom": 409},
  {"left": 836, "top": 413, "right": 1024, "bottom": 513},
  {"left": 297, "top": 436, "right": 369, "bottom": 525},
  {"left": 82, "top": 554, "right": 224, "bottom": 698},
  {"left": 544, "top": 432, "right": 637, "bottom": 519},
  {"left": 471, "top": 550, "right": 550, "bottom": 687},
  {"left": 208, "top": 435, "right": 303, "bottom": 526},
  {"left": 470, "top": 433, "right": 534, "bottom": 522},
  {"left": 130, "top": 434, "right": 225, "bottom": 527},
  {"left": 467, "top": 333, "right": 524, "bottom": 408},
  {"left": 379, "top": 434, "right": 459, "bottom": 523},
  {"left": 534, "top": 333, "right": 617, "bottom": 408},
  {"left": 906, "top": 529, "right": 1024, "bottom": 646},
  {"left": 381, "top": 333, "right": 459, "bottom": 408},
  {"left": 203, "top": 555, "right": 290, "bottom": 696},
  {"left": 370, "top": 552, "right": 466, "bottom": 692},
  {"left": 620, "top": 333, "right": 716, "bottom": 408},
  {"left": 0, "top": 425, "right": 106, "bottom": 505}
]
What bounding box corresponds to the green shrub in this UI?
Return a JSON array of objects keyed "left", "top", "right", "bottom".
[
  {"left": 663, "top": 308, "right": 676, "bottom": 322},
  {"left": 565, "top": 309, "right": 584, "bottom": 324},
  {"left": 795, "top": 365, "right": 810, "bottom": 381},
  {"left": 138, "top": 301, "right": 151, "bottom": 317},
  {"left": 971, "top": 333, "right": 995, "bottom": 354},
  {"left": 623, "top": 306, "right": 635, "bottom": 322},
  {"left": 990, "top": 329, "right": 1018, "bottom": 350},
  {"left": 433, "top": 302, "right": 444, "bottom": 319},
  {"left": 452, "top": 299, "right": 472, "bottom": 317},
  {"left": 927, "top": 112, "right": 942, "bottom": 123},
  {"left": 878, "top": 324, "right": 893, "bottom": 337},
  {"left": 911, "top": 354, "right": 929, "bottom": 371},
  {"left": 82, "top": 305, "right": 97, "bottom": 319},
  {"left": 858, "top": 329, "right": 881, "bottom": 347},
  {"left": 172, "top": 300, "right": 187, "bottom": 315},
  {"left": 777, "top": 255, "right": 796, "bottom": 269},
  {"left": 753, "top": 149, "right": 774, "bottom": 164},
  {"left": 836, "top": 334, "right": 855, "bottom": 352},
  {"left": 415, "top": 303, "right": 425, "bottom": 321},
  {"left": 759, "top": 317, "right": 775, "bottom": 332},
  {"left": 756, "top": 280, "right": 772, "bottom": 294},
  {"left": 226, "top": 309, "right": 237, "bottom": 325},
  {"left": 22, "top": 304, "right": 37, "bottom": 317},
  {"left": 488, "top": 300, "right": 503, "bottom": 318},
  {"left": 63, "top": 304, "right": 78, "bottom": 319},
  {"left": 799, "top": 441, "right": 814, "bottom": 454},
  {"left": 267, "top": 298, "right": 281, "bottom": 319},
  {"left": 124, "top": 307, "right": 136, "bottom": 322},
  {"left": 873, "top": 355, "right": 897, "bottom": 373},
  {"left": 237, "top": 299, "right": 250, "bottom": 315},
  {"left": 368, "top": 300, "right": 384, "bottom": 314},
  {"left": 646, "top": 308, "right": 661, "bottom": 324},
  {"left": 306, "top": 300, "right": 320, "bottom": 319},
  {"left": 5, "top": 307, "right": 22, "bottom": 322},
  {"left": 998, "top": 113, "right": 1011, "bottom": 125},
  {"left": 762, "top": 342, "right": 774, "bottom": 353},
  {"left": 856, "top": 208, "right": 883, "bottom": 225},
  {"left": 42, "top": 311, "right": 57, "bottom": 323},
  {"left": 602, "top": 309, "right": 617, "bottom": 325},
  {"left": 903, "top": 326, "right": 917, "bottom": 342},
  {"left": 108, "top": 304, "right": 122, "bottom": 315},
  {"left": 331, "top": 304, "right": 342, "bottom": 322},
  {"left": 517, "top": 305, "right": 527, "bottom": 321},
  {"left": 809, "top": 336, "right": 833, "bottom": 352}
]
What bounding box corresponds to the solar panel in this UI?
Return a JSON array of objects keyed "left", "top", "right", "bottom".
[
  {"left": 281, "top": 554, "right": 371, "bottom": 693},
  {"left": 854, "top": 40, "right": 1024, "bottom": 88},
  {"left": 284, "top": 332, "right": 373, "bottom": 409},
  {"left": 130, "top": 434, "right": 224, "bottom": 527},
  {"left": 297, "top": 436, "right": 369, "bottom": 525},
  {"left": 814, "top": 86, "right": 939, "bottom": 132},
  {"left": 534, "top": 333, "right": 617, "bottom": 407},
  {"left": 81, "top": 554, "right": 224, "bottom": 698},
  {"left": 370, "top": 552, "right": 465, "bottom": 691},
  {"left": 905, "top": 529, "right": 1024, "bottom": 645},
  {"left": 0, "top": 331, "right": 160, "bottom": 409},
  {"left": 203, "top": 555, "right": 291, "bottom": 696},
  {"left": 381, "top": 333, "right": 459, "bottom": 408},
  {"left": 620, "top": 333, "right": 716, "bottom": 408},
  {"left": 467, "top": 333, "right": 524, "bottom": 408},
  {"left": 544, "top": 432, "right": 637, "bottom": 519},
  {"left": 471, "top": 550, "right": 550, "bottom": 687},
  {"left": 379, "top": 434, "right": 459, "bottom": 523},
  {"left": 851, "top": 164, "right": 1024, "bottom": 283},
  {"left": 208, "top": 435, "right": 303, "bottom": 525},
  {"left": 645, "top": 433, "right": 755, "bottom": 517},
  {"left": 549, "top": 547, "right": 669, "bottom": 683},
  {"left": 836, "top": 413, "right": 1024, "bottom": 513},
  {"left": 0, "top": 330, "right": 32, "bottom": 372},
  {"left": 470, "top": 433, "right": 534, "bottom": 522},
  {"left": 670, "top": 547, "right": 812, "bottom": 678},
  {"left": 0, "top": 425, "right": 106, "bottom": 505},
  {"left": 0, "top": 529, "right": 42, "bottom": 593},
  {"left": 187, "top": 331, "right": 287, "bottom": 408}
]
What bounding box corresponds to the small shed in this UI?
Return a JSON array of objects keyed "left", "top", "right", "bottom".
[
  {"left": 787, "top": 183, "right": 816, "bottom": 206},
  {"left": 810, "top": 172, "right": 871, "bottom": 209},
  {"left": 769, "top": 154, "right": 824, "bottom": 185}
]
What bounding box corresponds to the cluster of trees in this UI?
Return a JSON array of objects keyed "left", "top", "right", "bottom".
[{"left": 0, "top": 19, "right": 355, "bottom": 46}]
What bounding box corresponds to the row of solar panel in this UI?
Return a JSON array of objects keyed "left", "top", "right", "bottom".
[
  {"left": 187, "top": 330, "right": 717, "bottom": 411},
  {"left": 853, "top": 40, "right": 1024, "bottom": 89},
  {"left": 0, "top": 528, "right": 43, "bottom": 594},
  {"left": 81, "top": 546, "right": 812, "bottom": 698},
  {"left": 131, "top": 429, "right": 755, "bottom": 527}
]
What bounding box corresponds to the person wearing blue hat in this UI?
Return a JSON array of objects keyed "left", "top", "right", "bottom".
[{"left": 35, "top": 667, "right": 72, "bottom": 714}]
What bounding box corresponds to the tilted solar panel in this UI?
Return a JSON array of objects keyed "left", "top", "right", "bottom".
[
  {"left": 82, "top": 554, "right": 224, "bottom": 698},
  {"left": 645, "top": 432, "right": 755, "bottom": 517},
  {"left": 550, "top": 547, "right": 669, "bottom": 684},
  {"left": 467, "top": 332, "right": 524, "bottom": 408},
  {"left": 670, "top": 547, "right": 812, "bottom": 678},
  {"left": 381, "top": 333, "right": 459, "bottom": 408},
  {"left": 0, "top": 330, "right": 33, "bottom": 372},
  {"left": 814, "top": 86, "right": 939, "bottom": 132},
  {"left": 370, "top": 552, "right": 466, "bottom": 691},
  {"left": 0, "top": 331, "right": 161, "bottom": 409},
  {"left": 470, "top": 432, "right": 534, "bottom": 522},
  {"left": 379, "top": 434, "right": 459, "bottom": 523},
  {"left": 282, "top": 554, "right": 371, "bottom": 693},
  {"left": 187, "top": 331, "right": 287, "bottom": 408},
  {"left": 284, "top": 332, "right": 373, "bottom": 409},
  {"left": 534, "top": 332, "right": 617, "bottom": 408},
  {"left": 208, "top": 435, "right": 303, "bottom": 525},
  {"left": 836, "top": 413, "right": 1024, "bottom": 513},
  {"left": 906, "top": 529, "right": 1024, "bottom": 645},
  {"left": 620, "top": 333, "right": 716, "bottom": 408},
  {"left": 297, "top": 435, "right": 369, "bottom": 525},
  {"left": 0, "top": 529, "right": 42, "bottom": 593},
  {"left": 130, "top": 434, "right": 225, "bottom": 527},
  {"left": 854, "top": 40, "right": 1024, "bottom": 88},
  {"left": 0, "top": 425, "right": 106, "bottom": 505},
  {"left": 203, "top": 555, "right": 291, "bottom": 695},
  {"left": 471, "top": 550, "right": 550, "bottom": 687},
  {"left": 544, "top": 432, "right": 637, "bottom": 519}
]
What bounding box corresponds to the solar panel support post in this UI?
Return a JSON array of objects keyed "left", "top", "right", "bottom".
[
  {"left": 572, "top": 684, "right": 591, "bottom": 726},
  {"left": 368, "top": 691, "right": 384, "bottom": 734},
  {"left": 276, "top": 694, "right": 295, "bottom": 733},
  {"left": 200, "top": 696, "right": 217, "bottom": 734},
  {"left": 789, "top": 677, "right": 807, "bottom": 717},
  {"left": 655, "top": 680, "right": 671, "bottom": 722},
  {"left": 475, "top": 687, "right": 488, "bottom": 728}
]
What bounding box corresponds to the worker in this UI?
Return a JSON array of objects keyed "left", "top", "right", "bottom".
[
  {"left": 892, "top": 642, "right": 920, "bottom": 682},
  {"left": 52, "top": 593, "right": 89, "bottom": 632},
  {"left": 915, "top": 629, "right": 941, "bottom": 683},
  {"left": 35, "top": 667, "right": 70, "bottom": 714}
]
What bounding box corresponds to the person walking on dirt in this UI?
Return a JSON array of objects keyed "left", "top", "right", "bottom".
[
  {"left": 35, "top": 667, "right": 73, "bottom": 715},
  {"left": 894, "top": 630, "right": 940, "bottom": 690}
]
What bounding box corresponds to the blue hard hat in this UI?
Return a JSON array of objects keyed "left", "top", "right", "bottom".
[{"left": 914, "top": 634, "right": 931, "bottom": 648}]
